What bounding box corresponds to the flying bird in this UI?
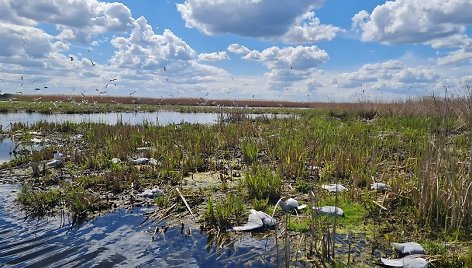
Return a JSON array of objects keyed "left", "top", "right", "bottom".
[
  {"left": 109, "top": 78, "right": 118, "bottom": 82},
  {"left": 69, "top": 56, "right": 74, "bottom": 61},
  {"left": 34, "top": 88, "right": 41, "bottom": 91},
  {"left": 163, "top": 66, "right": 167, "bottom": 71},
  {"left": 89, "top": 59, "right": 96, "bottom": 66}
]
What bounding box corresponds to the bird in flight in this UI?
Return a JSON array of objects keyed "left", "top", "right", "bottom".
[
  {"left": 109, "top": 78, "right": 118, "bottom": 82},
  {"left": 163, "top": 66, "right": 167, "bottom": 71},
  {"left": 89, "top": 59, "right": 96, "bottom": 66},
  {"left": 34, "top": 88, "right": 41, "bottom": 91},
  {"left": 69, "top": 56, "right": 74, "bottom": 61}
]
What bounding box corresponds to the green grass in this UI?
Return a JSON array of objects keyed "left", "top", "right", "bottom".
[{"left": 244, "top": 165, "right": 282, "bottom": 202}]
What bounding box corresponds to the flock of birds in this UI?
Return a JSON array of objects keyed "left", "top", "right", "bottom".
[{"left": 1, "top": 44, "right": 283, "bottom": 102}]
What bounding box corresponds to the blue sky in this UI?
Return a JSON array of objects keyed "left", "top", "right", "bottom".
[{"left": 1, "top": 0, "right": 471, "bottom": 101}]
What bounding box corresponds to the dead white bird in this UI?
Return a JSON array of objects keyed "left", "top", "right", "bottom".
[
  {"left": 371, "top": 182, "right": 389, "bottom": 191},
  {"left": 277, "top": 197, "right": 307, "bottom": 213},
  {"left": 322, "top": 184, "right": 348, "bottom": 193},
  {"left": 232, "top": 209, "right": 276, "bottom": 231},
  {"left": 380, "top": 254, "right": 428, "bottom": 268},
  {"left": 47, "top": 159, "right": 63, "bottom": 168},
  {"left": 392, "top": 242, "right": 425, "bottom": 256},
  {"left": 53, "top": 151, "right": 63, "bottom": 161},
  {"left": 131, "top": 158, "right": 149, "bottom": 165},
  {"left": 313, "top": 206, "right": 344, "bottom": 216},
  {"left": 138, "top": 187, "right": 163, "bottom": 198}
]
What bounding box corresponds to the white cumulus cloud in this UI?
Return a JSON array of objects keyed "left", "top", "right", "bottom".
[
  {"left": 282, "top": 11, "right": 341, "bottom": 44},
  {"left": 227, "top": 43, "right": 250, "bottom": 54},
  {"left": 198, "top": 51, "right": 230, "bottom": 61},
  {"left": 0, "top": 0, "right": 134, "bottom": 43},
  {"left": 352, "top": 0, "right": 472, "bottom": 47},
  {"left": 177, "top": 0, "right": 323, "bottom": 38},
  {"left": 241, "top": 45, "right": 328, "bottom": 90}
]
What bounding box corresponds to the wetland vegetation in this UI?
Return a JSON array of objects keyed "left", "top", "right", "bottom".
[{"left": 1, "top": 95, "right": 472, "bottom": 267}]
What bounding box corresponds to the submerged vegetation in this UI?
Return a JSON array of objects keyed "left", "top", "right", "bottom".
[{"left": 2, "top": 95, "right": 472, "bottom": 266}]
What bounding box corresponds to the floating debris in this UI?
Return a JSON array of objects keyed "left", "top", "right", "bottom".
[
  {"left": 380, "top": 254, "right": 428, "bottom": 268},
  {"left": 392, "top": 242, "right": 425, "bottom": 256},
  {"left": 371, "top": 182, "right": 389, "bottom": 191},
  {"left": 321, "top": 184, "right": 348, "bottom": 193},
  {"left": 232, "top": 209, "right": 276, "bottom": 231},
  {"left": 313, "top": 206, "right": 344, "bottom": 216},
  {"left": 137, "top": 187, "right": 163, "bottom": 198}
]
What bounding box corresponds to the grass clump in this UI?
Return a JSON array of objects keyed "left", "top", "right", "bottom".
[
  {"left": 241, "top": 141, "right": 258, "bottom": 163},
  {"left": 245, "top": 165, "right": 281, "bottom": 202},
  {"left": 17, "top": 185, "right": 61, "bottom": 216},
  {"left": 205, "top": 193, "right": 245, "bottom": 229}
]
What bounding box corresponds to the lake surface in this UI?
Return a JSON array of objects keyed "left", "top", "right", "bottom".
[
  {"left": 0, "top": 111, "right": 219, "bottom": 128},
  {"left": 0, "top": 111, "right": 292, "bottom": 128},
  {"left": 0, "top": 184, "right": 279, "bottom": 267}
]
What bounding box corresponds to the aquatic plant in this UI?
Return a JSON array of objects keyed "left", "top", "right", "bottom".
[
  {"left": 244, "top": 165, "right": 281, "bottom": 202},
  {"left": 204, "top": 193, "right": 245, "bottom": 229}
]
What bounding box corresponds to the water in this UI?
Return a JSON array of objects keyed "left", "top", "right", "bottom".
[
  {"left": 0, "top": 184, "right": 279, "bottom": 267},
  {"left": 0, "top": 138, "right": 15, "bottom": 163},
  {"left": 0, "top": 111, "right": 219, "bottom": 127}
]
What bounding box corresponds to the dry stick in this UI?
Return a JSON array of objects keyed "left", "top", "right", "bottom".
[
  {"left": 347, "top": 231, "right": 352, "bottom": 266},
  {"left": 309, "top": 191, "right": 316, "bottom": 256},
  {"left": 176, "top": 187, "right": 196, "bottom": 219},
  {"left": 332, "top": 177, "right": 339, "bottom": 261},
  {"left": 284, "top": 213, "right": 289, "bottom": 268},
  {"left": 372, "top": 200, "right": 388, "bottom": 211},
  {"left": 275, "top": 226, "right": 281, "bottom": 268}
]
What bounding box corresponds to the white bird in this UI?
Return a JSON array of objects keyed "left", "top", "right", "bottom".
[
  {"left": 371, "top": 182, "right": 389, "bottom": 191},
  {"left": 138, "top": 187, "right": 163, "bottom": 198},
  {"left": 313, "top": 206, "right": 344, "bottom": 216},
  {"left": 131, "top": 157, "right": 149, "bottom": 165},
  {"left": 277, "top": 197, "right": 307, "bottom": 213},
  {"left": 47, "top": 159, "right": 63, "bottom": 168},
  {"left": 321, "top": 184, "right": 348, "bottom": 193},
  {"left": 53, "top": 151, "right": 63, "bottom": 161},
  {"left": 381, "top": 254, "right": 428, "bottom": 268},
  {"left": 391, "top": 242, "right": 425, "bottom": 256},
  {"left": 232, "top": 209, "right": 276, "bottom": 231}
]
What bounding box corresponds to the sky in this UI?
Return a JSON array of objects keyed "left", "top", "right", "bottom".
[{"left": 0, "top": 0, "right": 472, "bottom": 102}]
